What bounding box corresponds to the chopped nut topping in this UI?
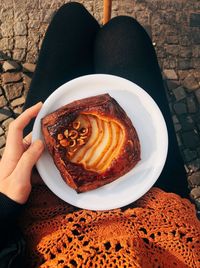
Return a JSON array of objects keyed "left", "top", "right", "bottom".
[
  {"left": 57, "top": 133, "right": 64, "bottom": 140},
  {"left": 79, "top": 135, "right": 87, "bottom": 140},
  {"left": 58, "top": 120, "right": 89, "bottom": 155},
  {"left": 60, "top": 139, "right": 69, "bottom": 147},
  {"left": 73, "top": 121, "right": 80, "bottom": 130},
  {"left": 80, "top": 127, "right": 89, "bottom": 136},
  {"left": 69, "top": 130, "right": 78, "bottom": 139},
  {"left": 77, "top": 138, "right": 85, "bottom": 145},
  {"left": 64, "top": 129, "right": 69, "bottom": 138},
  {"left": 69, "top": 139, "right": 76, "bottom": 147}
]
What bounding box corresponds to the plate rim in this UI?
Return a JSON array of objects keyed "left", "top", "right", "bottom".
[{"left": 32, "top": 74, "right": 168, "bottom": 210}]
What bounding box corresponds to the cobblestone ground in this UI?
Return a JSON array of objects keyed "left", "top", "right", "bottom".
[{"left": 0, "top": 0, "right": 200, "bottom": 214}]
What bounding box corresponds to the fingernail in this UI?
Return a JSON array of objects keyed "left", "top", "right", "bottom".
[{"left": 35, "top": 101, "right": 43, "bottom": 107}]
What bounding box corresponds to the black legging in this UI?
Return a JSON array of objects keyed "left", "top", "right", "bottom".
[{"left": 24, "top": 2, "right": 188, "bottom": 198}]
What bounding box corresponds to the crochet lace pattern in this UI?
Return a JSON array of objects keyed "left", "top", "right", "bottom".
[{"left": 19, "top": 186, "right": 200, "bottom": 268}]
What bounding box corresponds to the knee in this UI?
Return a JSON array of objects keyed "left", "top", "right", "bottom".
[
  {"left": 109, "top": 16, "right": 139, "bottom": 26},
  {"left": 55, "top": 2, "right": 87, "bottom": 17},
  {"left": 103, "top": 15, "right": 151, "bottom": 43},
  {"left": 106, "top": 16, "right": 147, "bottom": 34}
]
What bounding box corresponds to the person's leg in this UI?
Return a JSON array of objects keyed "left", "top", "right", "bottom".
[
  {"left": 94, "top": 16, "right": 188, "bottom": 197},
  {"left": 24, "top": 2, "right": 100, "bottom": 134}
]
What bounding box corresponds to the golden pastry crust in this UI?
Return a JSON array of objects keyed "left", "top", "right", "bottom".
[{"left": 41, "top": 94, "right": 141, "bottom": 193}]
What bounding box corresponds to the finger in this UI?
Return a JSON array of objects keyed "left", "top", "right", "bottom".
[
  {"left": 23, "top": 132, "right": 32, "bottom": 150},
  {"left": 2, "top": 102, "right": 42, "bottom": 169},
  {"left": 0, "top": 132, "right": 33, "bottom": 180}
]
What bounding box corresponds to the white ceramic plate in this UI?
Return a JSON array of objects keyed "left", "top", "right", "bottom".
[{"left": 32, "top": 74, "right": 168, "bottom": 211}]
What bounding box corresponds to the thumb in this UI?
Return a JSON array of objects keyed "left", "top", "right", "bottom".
[{"left": 7, "top": 140, "right": 44, "bottom": 204}]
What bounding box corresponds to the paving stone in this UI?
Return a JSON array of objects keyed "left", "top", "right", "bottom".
[
  {"left": 22, "top": 63, "right": 36, "bottom": 73},
  {"left": 0, "top": 136, "right": 6, "bottom": 148},
  {"left": 179, "top": 47, "right": 192, "bottom": 58},
  {"left": 178, "top": 59, "right": 192, "bottom": 70},
  {"left": 0, "top": 21, "right": 13, "bottom": 38},
  {"left": 0, "top": 107, "right": 12, "bottom": 122},
  {"left": 178, "top": 115, "right": 194, "bottom": 131},
  {"left": 0, "top": 95, "right": 7, "bottom": 108},
  {"left": 190, "top": 187, "right": 200, "bottom": 200},
  {"left": 166, "top": 80, "right": 180, "bottom": 90},
  {"left": 11, "top": 96, "right": 25, "bottom": 107},
  {"left": 174, "top": 123, "right": 181, "bottom": 132},
  {"left": 186, "top": 96, "right": 198, "bottom": 113},
  {"left": 162, "top": 58, "right": 177, "bottom": 69},
  {"left": 194, "top": 198, "right": 200, "bottom": 212},
  {"left": 4, "top": 82, "right": 23, "bottom": 100},
  {"left": 190, "top": 13, "right": 200, "bottom": 27},
  {"left": 174, "top": 123, "right": 182, "bottom": 132},
  {"left": 177, "top": 70, "right": 188, "bottom": 81},
  {"left": 0, "top": 52, "right": 8, "bottom": 61},
  {"left": 41, "top": 9, "right": 55, "bottom": 23},
  {"left": 193, "top": 30, "right": 200, "bottom": 44},
  {"left": 14, "top": 106, "right": 23, "bottom": 115},
  {"left": 2, "top": 60, "right": 21, "bottom": 71},
  {"left": 0, "top": 37, "right": 14, "bottom": 50},
  {"left": 165, "top": 45, "right": 179, "bottom": 57},
  {"left": 13, "top": 49, "right": 26, "bottom": 61},
  {"left": 179, "top": 35, "right": 190, "bottom": 47},
  {"left": 192, "top": 46, "right": 200, "bottom": 58},
  {"left": 194, "top": 89, "right": 200, "bottom": 104},
  {"left": 193, "top": 70, "right": 200, "bottom": 81},
  {"left": 23, "top": 73, "right": 32, "bottom": 94},
  {"left": 166, "top": 35, "right": 178, "bottom": 44},
  {"left": 188, "top": 171, "right": 200, "bottom": 187},
  {"left": 163, "top": 69, "right": 178, "bottom": 80},
  {"left": 2, "top": 117, "right": 14, "bottom": 130},
  {"left": 188, "top": 159, "right": 200, "bottom": 172},
  {"left": 183, "top": 148, "right": 197, "bottom": 163},
  {"left": 2, "top": 72, "right": 22, "bottom": 84},
  {"left": 173, "top": 102, "right": 187, "bottom": 115},
  {"left": 182, "top": 74, "right": 199, "bottom": 92},
  {"left": 14, "top": 9, "right": 28, "bottom": 22},
  {"left": 192, "top": 58, "right": 200, "bottom": 69},
  {"left": 181, "top": 130, "right": 200, "bottom": 149},
  {"left": 14, "top": 21, "right": 27, "bottom": 35},
  {"left": 15, "top": 36, "right": 27, "bottom": 49},
  {"left": 28, "top": 19, "right": 41, "bottom": 29},
  {"left": 26, "top": 50, "right": 38, "bottom": 64},
  {"left": 27, "top": 31, "right": 40, "bottom": 50},
  {"left": 172, "top": 115, "right": 179, "bottom": 124},
  {"left": 173, "top": 86, "right": 186, "bottom": 101}
]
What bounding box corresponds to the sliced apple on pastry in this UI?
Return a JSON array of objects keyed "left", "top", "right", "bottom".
[{"left": 41, "top": 94, "right": 141, "bottom": 193}]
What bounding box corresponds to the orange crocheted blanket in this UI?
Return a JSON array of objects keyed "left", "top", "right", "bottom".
[{"left": 19, "top": 185, "right": 200, "bottom": 268}]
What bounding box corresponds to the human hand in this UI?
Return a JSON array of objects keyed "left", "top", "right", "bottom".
[{"left": 0, "top": 102, "right": 44, "bottom": 204}]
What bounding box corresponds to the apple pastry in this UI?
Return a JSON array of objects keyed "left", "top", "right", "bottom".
[{"left": 41, "top": 94, "right": 141, "bottom": 193}]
